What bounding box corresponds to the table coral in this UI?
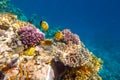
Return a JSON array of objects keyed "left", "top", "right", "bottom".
[{"left": 0, "top": 12, "right": 103, "bottom": 80}]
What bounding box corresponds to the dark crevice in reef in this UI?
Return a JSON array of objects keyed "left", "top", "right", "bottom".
[{"left": 51, "top": 59, "right": 68, "bottom": 80}]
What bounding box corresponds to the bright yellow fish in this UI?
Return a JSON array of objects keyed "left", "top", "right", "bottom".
[
  {"left": 40, "top": 20, "right": 49, "bottom": 31},
  {"left": 40, "top": 39, "right": 53, "bottom": 46},
  {"left": 54, "top": 31, "right": 63, "bottom": 40}
]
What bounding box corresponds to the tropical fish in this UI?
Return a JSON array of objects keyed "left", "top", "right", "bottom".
[
  {"left": 40, "top": 20, "right": 49, "bottom": 31},
  {"left": 54, "top": 31, "right": 63, "bottom": 40},
  {"left": 40, "top": 39, "right": 53, "bottom": 46}
]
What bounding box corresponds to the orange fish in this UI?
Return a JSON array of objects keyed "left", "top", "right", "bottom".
[{"left": 40, "top": 39, "right": 53, "bottom": 46}]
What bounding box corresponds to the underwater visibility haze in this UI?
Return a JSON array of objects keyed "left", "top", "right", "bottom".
[{"left": 0, "top": 0, "right": 119, "bottom": 80}]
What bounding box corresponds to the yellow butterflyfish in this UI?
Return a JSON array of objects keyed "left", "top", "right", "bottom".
[
  {"left": 54, "top": 31, "right": 63, "bottom": 40},
  {"left": 40, "top": 20, "right": 49, "bottom": 31}
]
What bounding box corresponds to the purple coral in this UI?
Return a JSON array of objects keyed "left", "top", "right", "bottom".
[
  {"left": 18, "top": 25, "right": 45, "bottom": 47},
  {"left": 61, "top": 29, "right": 80, "bottom": 45}
]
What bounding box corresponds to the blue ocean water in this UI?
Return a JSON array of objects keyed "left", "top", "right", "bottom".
[{"left": 11, "top": 0, "right": 120, "bottom": 80}]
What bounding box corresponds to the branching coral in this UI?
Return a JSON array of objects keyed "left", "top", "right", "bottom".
[
  {"left": 18, "top": 25, "right": 45, "bottom": 47},
  {"left": 61, "top": 29, "right": 80, "bottom": 45}
]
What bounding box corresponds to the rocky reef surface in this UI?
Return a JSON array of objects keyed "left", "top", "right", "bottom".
[{"left": 0, "top": 12, "right": 103, "bottom": 80}]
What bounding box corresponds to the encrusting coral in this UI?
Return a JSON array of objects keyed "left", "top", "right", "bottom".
[{"left": 0, "top": 12, "right": 103, "bottom": 80}]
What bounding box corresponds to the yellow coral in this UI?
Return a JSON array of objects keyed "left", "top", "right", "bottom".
[{"left": 24, "top": 47, "right": 35, "bottom": 56}]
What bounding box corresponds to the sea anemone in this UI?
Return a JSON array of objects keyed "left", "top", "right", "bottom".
[
  {"left": 18, "top": 25, "right": 45, "bottom": 47},
  {"left": 61, "top": 29, "right": 80, "bottom": 45}
]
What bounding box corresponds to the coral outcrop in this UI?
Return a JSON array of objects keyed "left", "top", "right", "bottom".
[
  {"left": 0, "top": 12, "right": 103, "bottom": 80},
  {"left": 61, "top": 29, "right": 80, "bottom": 45},
  {"left": 18, "top": 25, "right": 45, "bottom": 47}
]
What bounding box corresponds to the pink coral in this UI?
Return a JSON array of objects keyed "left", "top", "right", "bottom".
[
  {"left": 18, "top": 25, "right": 45, "bottom": 47},
  {"left": 61, "top": 29, "right": 80, "bottom": 45}
]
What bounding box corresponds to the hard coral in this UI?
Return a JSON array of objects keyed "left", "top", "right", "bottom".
[
  {"left": 0, "top": 13, "right": 27, "bottom": 30},
  {"left": 60, "top": 53, "right": 102, "bottom": 80},
  {"left": 18, "top": 25, "right": 45, "bottom": 47},
  {"left": 0, "top": 13, "right": 17, "bottom": 30},
  {"left": 61, "top": 29, "right": 80, "bottom": 45},
  {"left": 53, "top": 42, "right": 89, "bottom": 68}
]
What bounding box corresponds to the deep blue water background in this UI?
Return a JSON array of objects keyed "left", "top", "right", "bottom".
[{"left": 11, "top": 0, "right": 120, "bottom": 80}]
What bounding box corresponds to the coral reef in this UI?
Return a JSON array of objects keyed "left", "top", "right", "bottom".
[
  {"left": 18, "top": 25, "right": 45, "bottom": 47},
  {"left": 0, "top": 12, "right": 102, "bottom": 80}
]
